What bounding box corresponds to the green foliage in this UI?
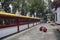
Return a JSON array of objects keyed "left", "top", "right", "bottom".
[
  {"left": 12, "top": 0, "right": 19, "bottom": 13},
  {"left": 2, "top": 0, "right": 47, "bottom": 17},
  {"left": 28, "top": 0, "right": 47, "bottom": 17}
]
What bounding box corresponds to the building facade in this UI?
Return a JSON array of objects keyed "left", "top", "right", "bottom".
[{"left": 53, "top": 0, "right": 60, "bottom": 24}]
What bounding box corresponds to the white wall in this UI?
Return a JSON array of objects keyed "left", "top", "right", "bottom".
[
  {"left": 34, "top": 23, "right": 37, "bottom": 25},
  {"left": 19, "top": 24, "right": 28, "bottom": 31},
  {"left": 0, "top": 26, "right": 17, "bottom": 38},
  {"left": 56, "top": 8, "right": 60, "bottom": 24},
  {"left": 29, "top": 23, "right": 33, "bottom": 27}
]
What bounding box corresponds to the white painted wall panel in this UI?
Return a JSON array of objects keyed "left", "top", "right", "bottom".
[
  {"left": 0, "top": 26, "right": 17, "bottom": 38},
  {"left": 38, "top": 22, "right": 39, "bottom": 24},
  {"left": 29, "top": 23, "right": 33, "bottom": 27},
  {"left": 34, "top": 23, "right": 36, "bottom": 25},
  {"left": 19, "top": 25, "right": 28, "bottom": 31},
  {"left": 37, "top": 22, "right": 38, "bottom": 24}
]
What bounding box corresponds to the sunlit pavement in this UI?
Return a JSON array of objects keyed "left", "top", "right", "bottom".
[{"left": 3, "top": 23, "right": 60, "bottom": 40}]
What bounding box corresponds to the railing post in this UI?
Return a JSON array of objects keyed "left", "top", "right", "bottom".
[
  {"left": 17, "top": 26, "right": 19, "bottom": 32},
  {"left": 17, "top": 19, "right": 19, "bottom": 32},
  {"left": 28, "top": 24, "right": 29, "bottom": 29}
]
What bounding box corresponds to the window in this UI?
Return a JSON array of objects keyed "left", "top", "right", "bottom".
[{"left": 0, "top": 18, "right": 17, "bottom": 26}]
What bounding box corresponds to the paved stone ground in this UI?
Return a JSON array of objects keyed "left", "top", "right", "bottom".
[{"left": 3, "top": 23, "right": 60, "bottom": 40}]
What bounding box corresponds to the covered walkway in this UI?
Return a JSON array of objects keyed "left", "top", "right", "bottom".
[{"left": 3, "top": 23, "right": 60, "bottom": 40}]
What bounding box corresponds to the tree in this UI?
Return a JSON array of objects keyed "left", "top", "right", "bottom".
[
  {"left": 1, "top": 0, "right": 11, "bottom": 13},
  {"left": 27, "top": 0, "right": 47, "bottom": 17},
  {"left": 1, "top": 0, "right": 47, "bottom": 17}
]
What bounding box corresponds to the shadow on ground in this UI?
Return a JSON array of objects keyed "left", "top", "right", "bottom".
[{"left": 53, "top": 29, "right": 60, "bottom": 40}]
